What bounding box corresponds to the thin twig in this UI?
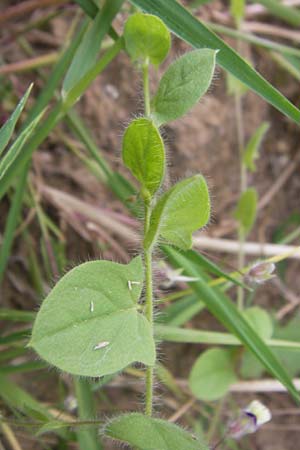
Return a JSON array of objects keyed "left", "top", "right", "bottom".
[
  {"left": 0, "top": 423, "right": 23, "bottom": 450},
  {"left": 174, "top": 378, "right": 300, "bottom": 393},
  {"left": 0, "top": 53, "right": 58, "bottom": 75},
  {"left": 242, "top": 21, "right": 300, "bottom": 41},
  {"left": 193, "top": 236, "right": 300, "bottom": 259},
  {"left": 0, "top": 0, "right": 67, "bottom": 24},
  {"left": 168, "top": 398, "right": 196, "bottom": 423},
  {"left": 259, "top": 153, "right": 300, "bottom": 209},
  {"left": 274, "top": 278, "right": 300, "bottom": 320}
]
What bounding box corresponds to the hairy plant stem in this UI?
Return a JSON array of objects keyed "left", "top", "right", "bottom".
[
  {"left": 143, "top": 58, "right": 151, "bottom": 117},
  {"left": 235, "top": 35, "right": 246, "bottom": 311},
  {"left": 142, "top": 60, "right": 154, "bottom": 416},
  {"left": 144, "top": 239, "right": 154, "bottom": 417}
]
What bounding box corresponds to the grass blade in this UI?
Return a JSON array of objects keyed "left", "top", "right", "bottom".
[
  {"left": 0, "top": 83, "right": 33, "bottom": 156},
  {"left": 62, "top": 0, "right": 124, "bottom": 98},
  {"left": 156, "top": 324, "right": 300, "bottom": 349},
  {"left": 250, "top": 0, "right": 300, "bottom": 26},
  {"left": 74, "top": 0, "right": 119, "bottom": 40},
  {"left": 0, "top": 162, "right": 29, "bottom": 282},
  {"left": 163, "top": 245, "right": 300, "bottom": 403},
  {"left": 185, "top": 248, "right": 251, "bottom": 290},
  {"left": 0, "top": 308, "right": 35, "bottom": 322},
  {"left": 129, "top": 0, "right": 300, "bottom": 123},
  {"left": 0, "top": 24, "right": 88, "bottom": 284},
  {"left": 74, "top": 378, "right": 103, "bottom": 450},
  {"left": 205, "top": 21, "right": 300, "bottom": 59}
]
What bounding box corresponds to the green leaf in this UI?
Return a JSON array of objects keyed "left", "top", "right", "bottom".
[
  {"left": 189, "top": 348, "right": 237, "bottom": 401},
  {"left": 152, "top": 49, "right": 216, "bottom": 125},
  {"left": 243, "top": 307, "right": 273, "bottom": 340},
  {"left": 129, "top": 0, "right": 300, "bottom": 123},
  {"left": 240, "top": 351, "right": 265, "bottom": 379},
  {"left": 243, "top": 122, "right": 269, "bottom": 172},
  {"left": 124, "top": 13, "right": 171, "bottom": 66},
  {"left": 234, "top": 187, "right": 257, "bottom": 235},
  {"left": 273, "top": 314, "right": 300, "bottom": 377},
  {"left": 122, "top": 118, "right": 165, "bottom": 196},
  {"left": 162, "top": 245, "right": 300, "bottom": 403},
  {"left": 105, "top": 413, "right": 209, "bottom": 450},
  {"left": 30, "top": 256, "right": 156, "bottom": 377},
  {"left": 0, "top": 84, "right": 33, "bottom": 157},
  {"left": 62, "top": 0, "right": 124, "bottom": 99},
  {"left": 145, "top": 175, "right": 210, "bottom": 250},
  {"left": 240, "top": 307, "right": 274, "bottom": 379}
]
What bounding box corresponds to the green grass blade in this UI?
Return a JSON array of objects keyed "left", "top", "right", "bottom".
[
  {"left": 163, "top": 245, "right": 300, "bottom": 403},
  {"left": 0, "top": 106, "right": 54, "bottom": 201},
  {"left": 74, "top": 0, "right": 98, "bottom": 19},
  {"left": 0, "top": 374, "right": 53, "bottom": 418},
  {"left": 65, "top": 110, "right": 112, "bottom": 178},
  {"left": 250, "top": 0, "right": 300, "bottom": 26},
  {"left": 129, "top": 0, "right": 300, "bottom": 123},
  {"left": 0, "top": 308, "right": 35, "bottom": 322},
  {"left": 0, "top": 24, "right": 87, "bottom": 284},
  {"left": 74, "top": 378, "right": 103, "bottom": 450},
  {"left": 0, "top": 163, "right": 29, "bottom": 282},
  {"left": 185, "top": 248, "right": 251, "bottom": 290},
  {"left": 25, "top": 22, "right": 88, "bottom": 124},
  {"left": 0, "top": 39, "right": 122, "bottom": 200},
  {"left": 0, "top": 84, "right": 33, "bottom": 156},
  {"left": 271, "top": 53, "right": 300, "bottom": 81},
  {"left": 0, "top": 330, "right": 29, "bottom": 345},
  {"left": 158, "top": 294, "right": 205, "bottom": 327},
  {"left": 0, "top": 361, "right": 47, "bottom": 375},
  {"left": 62, "top": 0, "right": 124, "bottom": 98},
  {"left": 74, "top": 0, "right": 119, "bottom": 40},
  {"left": 156, "top": 324, "right": 300, "bottom": 349},
  {"left": 206, "top": 21, "right": 300, "bottom": 59},
  {"left": 0, "top": 110, "right": 45, "bottom": 178},
  {"left": 0, "top": 375, "right": 69, "bottom": 438},
  {"left": 62, "top": 37, "right": 124, "bottom": 108}
]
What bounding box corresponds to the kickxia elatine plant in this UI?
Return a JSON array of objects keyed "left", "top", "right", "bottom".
[
  {"left": 29, "top": 13, "right": 215, "bottom": 448},
  {"left": 23, "top": 10, "right": 296, "bottom": 450}
]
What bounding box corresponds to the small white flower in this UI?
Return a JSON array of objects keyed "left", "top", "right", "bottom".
[
  {"left": 228, "top": 400, "right": 271, "bottom": 440},
  {"left": 245, "top": 400, "right": 272, "bottom": 427}
]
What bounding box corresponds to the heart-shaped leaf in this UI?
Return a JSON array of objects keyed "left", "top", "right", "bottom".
[
  {"left": 105, "top": 413, "right": 208, "bottom": 450},
  {"left": 189, "top": 348, "right": 237, "bottom": 401},
  {"left": 122, "top": 118, "right": 165, "bottom": 197},
  {"left": 144, "top": 175, "right": 210, "bottom": 250},
  {"left": 30, "top": 257, "right": 155, "bottom": 377},
  {"left": 124, "top": 13, "right": 171, "bottom": 66},
  {"left": 234, "top": 187, "right": 257, "bottom": 235},
  {"left": 152, "top": 49, "right": 216, "bottom": 125}
]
